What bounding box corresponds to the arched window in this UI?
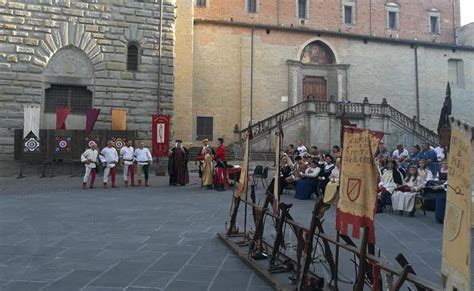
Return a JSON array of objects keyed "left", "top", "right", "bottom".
[
  {"left": 127, "top": 44, "right": 139, "bottom": 71},
  {"left": 300, "top": 41, "right": 336, "bottom": 65}
]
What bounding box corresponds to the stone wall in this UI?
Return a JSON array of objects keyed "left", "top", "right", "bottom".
[
  {"left": 183, "top": 22, "right": 474, "bottom": 146},
  {"left": 457, "top": 23, "right": 474, "bottom": 47},
  {"left": 0, "top": 0, "right": 176, "bottom": 160}
]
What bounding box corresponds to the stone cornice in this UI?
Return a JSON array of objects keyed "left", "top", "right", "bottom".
[{"left": 194, "top": 18, "right": 474, "bottom": 52}]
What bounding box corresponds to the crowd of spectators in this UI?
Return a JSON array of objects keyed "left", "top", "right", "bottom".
[
  {"left": 376, "top": 142, "right": 447, "bottom": 220},
  {"left": 279, "top": 140, "right": 448, "bottom": 222}
]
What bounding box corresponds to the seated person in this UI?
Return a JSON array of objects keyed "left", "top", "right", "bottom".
[
  {"left": 323, "top": 158, "right": 341, "bottom": 205},
  {"left": 280, "top": 153, "right": 294, "bottom": 194},
  {"left": 435, "top": 161, "right": 448, "bottom": 182},
  {"left": 423, "top": 161, "right": 447, "bottom": 197},
  {"left": 295, "top": 160, "right": 320, "bottom": 200},
  {"left": 377, "top": 158, "right": 404, "bottom": 212},
  {"left": 423, "top": 161, "right": 448, "bottom": 222},
  {"left": 417, "top": 159, "right": 434, "bottom": 183},
  {"left": 285, "top": 156, "right": 304, "bottom": 186},
  {"left": 404, "top": 145, "right": 421, "bottom": 165},
  {"left": 391, "top": 164, "right": 425, "bottom": 216},
  {"left": 309, "top": 146, "right": 321, "bottom": 159},
  {"left": 317, "top": 155, "right": 335, "bottom": 195},
  {"left": 331, "top": 145, "right": 341, "bottom": 159},
  {"left": 376, "top": 143, "right": 391, "bottom": 162}
]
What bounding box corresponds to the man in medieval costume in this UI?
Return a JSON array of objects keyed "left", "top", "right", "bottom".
[
  {"left": 168, "top": 140, "right": 189, "bottom": 186},
  {"left": 214, "top": 137, "right": 228, "bottom": 191},
  {"left": 80, "top": 141, "right": 99, "bottom": 189},
  {"left": 100, "top": 140, "right": 119, "bottom": 188},
  {"left": 134, "top": 141, "right": 153, "bottom": 187},
  {"left": 120, "top": 140, "right": 135, "bottom": 187}
]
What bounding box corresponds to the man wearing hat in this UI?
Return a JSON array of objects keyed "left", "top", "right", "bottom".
[
  {"left": 80, "top": 141, "right": 99, "bottom": 189},
  {"left": 168, "top": 140, "right": 189, "bottom": 186}
]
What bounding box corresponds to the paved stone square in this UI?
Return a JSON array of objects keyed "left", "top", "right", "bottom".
[{"left": 0, "top": 173, "right": 472, "bottom": 290}]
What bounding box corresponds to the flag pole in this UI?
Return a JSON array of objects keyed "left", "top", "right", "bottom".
[{"left": 273, "top": 121, "right": 283, "bottom": 213}]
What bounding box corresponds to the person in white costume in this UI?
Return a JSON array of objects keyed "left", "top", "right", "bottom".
[
  {"left": 100, "top": 141, "right": 119, "bottom": 188},
  {"left": 134, "top": 141, "right": 153, "bottom": 187},
  {"left": 80, "top": 141, "right": 99, "bottom": 189},
  {"left": 391, "top": 164, "right": 425, "bottom": 216},
  {"left": 120, "top": 140, "right": 135, "bottom": 187}
]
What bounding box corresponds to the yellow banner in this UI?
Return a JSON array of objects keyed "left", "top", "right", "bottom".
[
  {"left": 236, "top": 134, "right": 250, "bottom": 199},
  {"left": 336, "top": 128, "right": 381, "bottom": 243},
  {"left": 442, "top": 119, "right": 472, "bottom": 290},
  {"left": 111, "top": 109, "right": 127, "bottom": 130}
]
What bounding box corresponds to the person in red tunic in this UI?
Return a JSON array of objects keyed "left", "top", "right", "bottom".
[{"left": 214, "top": 138, "right": 228, "bottom": 191}]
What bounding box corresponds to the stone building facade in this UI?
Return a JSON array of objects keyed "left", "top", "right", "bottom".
[
  {"left": 174, "top": 0, "right": 474, "bottom": 148},
  {"left": 0, "top": 0, "right": 175, "bottom": 161}
]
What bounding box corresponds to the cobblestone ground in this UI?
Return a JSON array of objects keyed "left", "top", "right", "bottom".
[{"left": 0, "top": 174, "right": 472, "bottom": 290}]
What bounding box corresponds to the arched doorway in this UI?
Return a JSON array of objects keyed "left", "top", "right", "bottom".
[
  {"left": 301, "top": 41, "right": 336, "bottom": 101},
  {"left": 287, "top": 39, "right": 348, "bottom": 105},
  {"left": 42, "top": 46, "right": 94, "bottom": 129}
]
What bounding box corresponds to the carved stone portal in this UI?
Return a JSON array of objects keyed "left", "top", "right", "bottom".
[{"left": 44, "top": 46, "right": 93, "bottom": 78}]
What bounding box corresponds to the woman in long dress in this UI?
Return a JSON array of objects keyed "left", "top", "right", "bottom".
[
  {"left": 391, "top": 164, "right": 425, "bottom": 216},
  {"left": 202, "top": 147, "right": 214, "bottom": 189}
]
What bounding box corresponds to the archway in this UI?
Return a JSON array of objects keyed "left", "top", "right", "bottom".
[
  {"left": 42, "top": 46, "right": 95, "bottom": 129},
  {"left": 287, "top": 39, "right": 348, "bottom": 105},
  {"left": 300, "top": 41, "right": 336, "bottom": 65}
]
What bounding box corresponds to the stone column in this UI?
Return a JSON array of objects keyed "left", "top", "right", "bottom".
[
  {"left": 287, "top": 60, "right": 301, "bottom": 107},
  {"left": 328, "top": 96, "right": 338, "bottom": 149},
  {"left": 363, "top": 97, "right": 371, "bottom": 129},
  {"left": 381, "top": 98, "right": 390, "bottom": 144}
]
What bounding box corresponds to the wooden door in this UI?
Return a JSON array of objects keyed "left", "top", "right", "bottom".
[{"left": 303, "top": 76, "right": 327, "bottom": 101}]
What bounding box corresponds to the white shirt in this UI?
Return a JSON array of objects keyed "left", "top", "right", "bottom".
[
  {"left": 134, "top": 147, "right": 152, "bottom": 165},
  {"left": 392, "top": 148, "right": 409, "bottom": 160},
  {"left": 120, "top": 146, "right": 135, "bottom": 165},
  {"left": 100, "top": 147, "right": 118, "bottom": 165},
  {"left": 418, "top": 168, "right": 433, "bottom": 184},
  {"left": 379, "top": 169, "right": 397, "bottom": 194},
  {"left": 297, "top": 145, "right": 307, "bottom": 156},
  {"left": 434, "top": 146, "right": 445, "bottom": 162},
  {"left": 305, "top": 166, "right": 320, "bottom": 178},
  {"left": 81, "top": 149, "right": 99, "bottom": 168}
]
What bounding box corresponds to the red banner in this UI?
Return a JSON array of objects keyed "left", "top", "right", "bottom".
[
  {"left": 85, "top": 108, "right": 100, "bottom": 136},
  {"left": 56, "top": 106, "right": 71, "bottom": 130},
  {"left": 152, "top": 114, "right": 170, "bottom": 158}
]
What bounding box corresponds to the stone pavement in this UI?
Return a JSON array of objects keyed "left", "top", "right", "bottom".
[{"left": 0, "top": 174, "right": 472, "bottom": 290}]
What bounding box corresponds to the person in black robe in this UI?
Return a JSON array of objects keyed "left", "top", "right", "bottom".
[{"left": 168, "top": 140, "right": 189, "bottom": 186}]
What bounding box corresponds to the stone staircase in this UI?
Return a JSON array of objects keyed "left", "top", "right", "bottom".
[{"left": 238, "top": 98, "right": 439, "bottom": 153}]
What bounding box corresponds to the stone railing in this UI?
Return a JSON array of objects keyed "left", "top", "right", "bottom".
[
  {"left": 239, "top": 98, "right": 439, "bottom": 146},
  {"left": 385, "top": 104, "right": 439, "bottom": 145}
]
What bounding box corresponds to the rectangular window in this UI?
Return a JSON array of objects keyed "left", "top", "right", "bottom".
[
  {"left": 344, "top": 5, "right": 353, "bottom": 24},
  {"left": 247, "top": 0, "right": 257, "bottom": 13},
  {"left": 388, "top": 11, "right": 398, "bottom": 29},
  {"left": 430, "top": 16, "right": 439, "bottom": 34},
  {"left": 448, "top": 59, "right": 464, "bottom": 87},
  {"left": 196, "top": 0, "right": 206, "bottom": 7},
  {"left": 44, "top": 85, "right": 93, "bottom": 114},
  {"left": 298, "top": 0, "right": 307, "bottom": 19},
  {"left": 196, "top": 117, "right": 213, "bottom": 141}
]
